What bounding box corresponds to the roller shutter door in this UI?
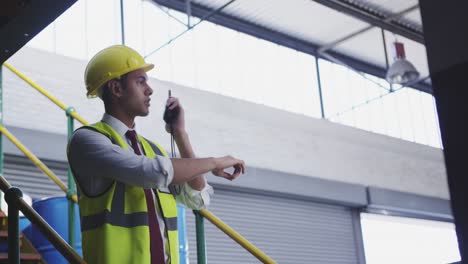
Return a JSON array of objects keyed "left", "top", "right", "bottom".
[
  {"left": 186, "top": 187, "right": 360, "bottom": 264},
  {"left": 2, "top": 154, "right": 69, "bottom": 198}
]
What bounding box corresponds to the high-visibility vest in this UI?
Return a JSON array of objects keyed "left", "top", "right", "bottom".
[{"left": 69, "top": 121, "right": 179, "bottom": 264}]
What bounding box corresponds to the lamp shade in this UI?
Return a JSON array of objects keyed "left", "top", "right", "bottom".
[{"left": 386, "top": 42, "right": 420, "bottom": 84}]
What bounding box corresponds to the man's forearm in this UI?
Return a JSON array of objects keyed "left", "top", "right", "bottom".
[
  {"left": 170, "top": 157, "right": 215, "bottom": 185},
  {"left": 173, "top": 131, "right": 207, "bottom": 189}
]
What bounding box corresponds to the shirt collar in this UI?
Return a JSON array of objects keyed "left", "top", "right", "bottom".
[{"left": 102, "top": 113, "right": 137, "bottom": 139}]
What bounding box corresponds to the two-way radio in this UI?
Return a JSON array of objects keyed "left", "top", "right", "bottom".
[{"left": 164, "top": 90, "right": 178, "bottom": 159}]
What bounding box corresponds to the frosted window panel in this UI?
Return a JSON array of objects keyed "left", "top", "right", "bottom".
[
  {"left": 54, "top": 0, "right": 87, "bottom": 59},
  {"left": 269, "top": 45, "right": 296, "bottom": 111},
  {"left": 170, "top": 32, "right": 196, "bottom": 88},
  {"left": 382, "top": 91, "right": 403, "bottom": 139},
  {"left": 429, "top": 97, "right": 442, "bottom": 148},
  {"left": 167, "top": 9, "right": 189, "bottom": 39},
  {"left": 291, "top": 51, "right": 321, "bottom": 118},
  {"left": 141, "top": 1, "right": 172, "bottom": 56},
  {"left": 407, "top": 89, "right": 427, "bottom": 145},
  {"left": 369, "top": 99, "right": 387, "bottom": 135},
  {"left": 317, "top": 58, "right": 444, "bottom": 148},
  {"left": 86, "top": 0, "right": 121, "bottom": 58},
  {"left": 395, "top": 89, "right": 416, "bottom": 142},
  {"left": 216, "top": 27, "right": 241, "bottom": 98},
  {"left": 122, "top": 0, "right": 145, "bottom": 52},
  {"left": 147, "top": 46, "right": 173, "bottom": 83},
  {"left": 361, "top": 213, "right": 460, "bottom": 264},
  {"left": 237, "top": 32, "right": 265, "bottom": 102},
  {"left": 192, "top": 23, "right": 221, "bottom": 93},
  {"left": 252, "top": 39, "right": 276, "bottom": 106}
]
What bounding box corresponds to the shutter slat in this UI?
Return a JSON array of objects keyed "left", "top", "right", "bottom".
[{"left": 185, "top": 188, "right": 359, "bottom": 264}]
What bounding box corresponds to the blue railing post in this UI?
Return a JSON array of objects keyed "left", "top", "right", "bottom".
[
  {"left": 5, "top": 187, "right": 22, "bottom": 264},
  {"left": 178, "top": 204, "right": 188, "bottom": 264}
]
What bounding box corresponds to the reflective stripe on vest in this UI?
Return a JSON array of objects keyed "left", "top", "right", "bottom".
[
  {"left": 80, "top": 182, "right": 149, "bottom": 231},
  {"left": 71, "top": 122, "right": 179, "bottom": 264}
]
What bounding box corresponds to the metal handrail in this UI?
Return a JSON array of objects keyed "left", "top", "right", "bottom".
[
  {"left": 0, "top": 176, "right": 86, "bottom": 264},
  {"left": 0, "top": 125, "right": 78, "bottom": 203},
  {"left": 3, "top": 62, "right": 276, "bottom": 263}
]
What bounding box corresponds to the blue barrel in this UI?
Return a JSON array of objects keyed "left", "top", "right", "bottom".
[
  {"left": 31, "top": 196, "right": 82, "bottom": 264},
  {"left": 0, "top": 217, "right": 31, "bottom": 252}
]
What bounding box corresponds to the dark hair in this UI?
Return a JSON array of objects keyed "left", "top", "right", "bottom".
[{"left": 102, "top": 73, "right": 128, "bottom": 112}]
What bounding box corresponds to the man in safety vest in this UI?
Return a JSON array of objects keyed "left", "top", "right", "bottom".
[{"left": 67, "top": 45, "right": 245, "bottom": 264}]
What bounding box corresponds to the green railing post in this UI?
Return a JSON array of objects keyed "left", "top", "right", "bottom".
[
  {"left": 194, "top": 210, "right": 207, "bottom": 264},
  {"left": 5, "top": 187, "right": 22, "bottom": 264},
  {"left": 66, "top": 107, "right": 76, "bottom": 251}
]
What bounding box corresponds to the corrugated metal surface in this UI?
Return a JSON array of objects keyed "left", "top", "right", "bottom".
[
  {"left": 193, "top": 0, "right": 368, "bottom": 45},
  {"left": 3, "top": 154, "right": 68, "bottom": 198},
  {"left": 341, "top": 0, "right": 421, "bottom": 31},
  {"left": 357, "top": 0, "right": 419, "bottom": 17},
  {"left": 189, "top": 0, "right": 428, "bottom": 81},
  {"left": 186, "top": 187, "right": 359, "bottom": 264},
  {"left": 402, "top": 9, "right": 422, "bottom": 26}
]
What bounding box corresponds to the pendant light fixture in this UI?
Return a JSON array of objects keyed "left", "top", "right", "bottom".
[{"left": 386, "top": 41, "right": 419, "bottom": 84}]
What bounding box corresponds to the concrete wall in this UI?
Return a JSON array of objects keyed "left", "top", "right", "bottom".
[{"left": 3, "top": 47, "right": 449, "bottom": 199}]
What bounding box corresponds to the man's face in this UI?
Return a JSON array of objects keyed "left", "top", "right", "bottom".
[{"left": 119, "top": 68, "right": 153, "bottom": 117}]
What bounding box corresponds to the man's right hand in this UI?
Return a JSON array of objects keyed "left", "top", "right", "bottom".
[{"left": 212, "top": 156, "right": 245, "bottom": 181}]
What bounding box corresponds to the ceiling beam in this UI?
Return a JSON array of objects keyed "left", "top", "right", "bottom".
[
  {"left": 318, "top": 4, "right": 419, "bottom": 54},
  {"left": 310, "top": 0, "right": 424, "bottom": 44},
  {"left": 152, "top": 0, "right": 432, "bottom": 94}
]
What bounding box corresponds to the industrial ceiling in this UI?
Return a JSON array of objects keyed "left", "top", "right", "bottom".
[{"left": 153, "top": 0, "right": 431, "bottom": 93}]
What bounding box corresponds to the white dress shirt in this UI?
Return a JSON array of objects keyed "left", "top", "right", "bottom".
[{"left": 68, "top": 113, "right": 213, "bottom": 263}]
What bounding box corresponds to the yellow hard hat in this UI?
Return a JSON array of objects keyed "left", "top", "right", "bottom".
[{"left": 84, "top": 45, "right": 154, "bottom": 98}]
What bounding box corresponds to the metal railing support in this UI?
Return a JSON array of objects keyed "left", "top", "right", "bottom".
[
  {"left": 5, "top": 187, "right": 21, "bottom": 264},
  {"left": 66, "top": 107, "right": 77, "bottom": 250},
  {"left": 0, "top": 177, "right": 86, "bottom": 264},
  {"left": 194, "top": 210, "right": 207, "bottom": 264},
  {"left": 0, "top": 125, "right": 78, "bottom": 203}
]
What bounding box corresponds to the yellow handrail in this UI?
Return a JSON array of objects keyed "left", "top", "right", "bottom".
[
  {"left": 0, "top": 125, "right": 78, "bottom": 203},
  {"left": 200, "top": 209, "right": 276, "bottom": 263},
  {"left": 4, "top": 62, "right": 275, "bottom": 263},
  {"left": 3, "top": 62, "right": 88, "bottom": 126}
]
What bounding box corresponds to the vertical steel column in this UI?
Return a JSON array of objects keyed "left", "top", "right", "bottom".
[
  {"left": 120, "top": 0, "right": 125, "bottom": 45},
  {"left": 5, "top": 187, "right": 22, "bottom": 264},
  {"left": 186, "top": 0, "right": 192, "bottom": 28},
  {"left": 193, "top": 210, "right": 206, "bottom": 264},
  {"left": 381, "top": 29, "right": 393, "bottom": 92},
  {"left": 66, "top": 107, "right": 76, "bottom": 250},
  {"left": 315, "top": 56, "right": 326, "bottom": 119},
  {"left": 420, "top": 1, "right": 468, "bottom": 259}
]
